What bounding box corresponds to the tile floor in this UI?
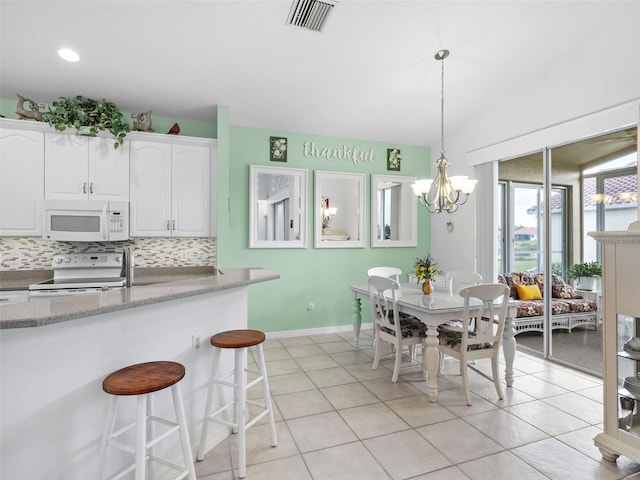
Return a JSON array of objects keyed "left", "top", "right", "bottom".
[{"left": 195, "top": 329, "right": 640, "bottom": 480}]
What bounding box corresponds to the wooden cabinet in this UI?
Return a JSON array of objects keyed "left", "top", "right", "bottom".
[
  {"left": 590, "top": 223, "right": 640, "bottom": 463},
  {"left": 0, "top": 127, "right": 44, "bottom": 236},
  {"left": 45, "top": 133, "right": 129, "bottom": 201},
  {"left": 129, "top": 139, "right": 211, "bottom": 237}
]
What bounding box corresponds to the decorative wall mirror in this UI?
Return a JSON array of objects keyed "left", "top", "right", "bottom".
[
  {"left": 249, "top": 165, "right": 307, "bottom": 248},
  {"left": 371, "top": 174, "right": 418, "bottom": 247},
  {"left": 314, "top": 170, "right": 366, "bottom": 248}
]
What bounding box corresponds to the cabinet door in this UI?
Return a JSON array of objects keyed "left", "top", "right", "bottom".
[
  {"left": 172, "top": 144, "right": 210, "bottom": 237},
  {"left": 44, "top": 133, "right": 89, "bottom": 199},
  {"left": 0, "top": 128, "right": 44, "bottom": 236},
  {"left": 130, "top": 141, "right": 172, "bottom": 236},
  {"left": 88, "top": 137, "right": 130, "bottom": 201}
]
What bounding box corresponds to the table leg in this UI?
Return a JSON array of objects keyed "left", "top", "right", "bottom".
[
  {"left": 503, "top": 313, "right": 516, "bottom": 387},
  {"left": 352, "top": 297, "right": 362, "bottom": 349},
  {"left": 423, "top": 327, "right": 439, "bottom": 402}
]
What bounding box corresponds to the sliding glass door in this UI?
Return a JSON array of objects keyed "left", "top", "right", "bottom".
[{"left": 499, "top": 129, "right": 637, "bottom": 375}]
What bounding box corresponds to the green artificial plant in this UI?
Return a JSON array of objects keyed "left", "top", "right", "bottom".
[
  {"left": 567, "top": 261, "right": 602, "bottom": 280},
  {"left": 42, "top": 96, "right": 130, "bottom": 149}
]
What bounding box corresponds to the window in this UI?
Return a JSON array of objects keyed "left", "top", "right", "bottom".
[{"left": 583, "top": 153, "right": 638, "bottom": 263}]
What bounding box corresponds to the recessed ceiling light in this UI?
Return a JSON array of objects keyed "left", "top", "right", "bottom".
[{"left": 58, "top": 48, "right": 80, "bottom": 62}]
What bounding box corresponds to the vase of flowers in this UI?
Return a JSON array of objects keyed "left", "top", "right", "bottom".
[{"left": 414, "top": 254, "right": 440, "bottom": 294}]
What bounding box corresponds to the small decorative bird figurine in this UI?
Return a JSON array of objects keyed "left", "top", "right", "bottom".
[{"left": 167, "top": 122, "right": 180, "bottom": 135}]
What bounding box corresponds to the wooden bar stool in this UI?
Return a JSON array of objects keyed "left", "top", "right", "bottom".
[
  {"left": 197, "top": 329, "right": 277, "bottom": 479},
  {"left": 98, "top": 361, "right": 196, "bottom": 480}
]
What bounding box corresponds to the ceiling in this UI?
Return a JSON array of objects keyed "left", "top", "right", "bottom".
[{"left": 1, "top": 1, "right": 639, "bottom": 147}]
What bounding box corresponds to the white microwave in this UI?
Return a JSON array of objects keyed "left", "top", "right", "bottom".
[{"left": 43, "top": 200, "right": 129, "bottom": 241}]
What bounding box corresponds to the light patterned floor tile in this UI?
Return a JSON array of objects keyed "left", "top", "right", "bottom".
[
  {"left": 463, "top": 409, "right": 549, "bottom": 449},
  {"left": 306, "top": 366, "right": 358, "bottom": 388},
  {"left": 321, "top": 382, "right": 380, "bottom": 409},
  {"left": 512, "top": 437, "right": 625, "bottom": 480},
  {"left": 363, "top": 429, "right": 451, "bottom": 479},
  {"left": 504, "top": 400, "right": 590, "bottom": 436},
  {"left": 286, "top": 411, "right": 358, "bottom": 452},
  {"left": 303, "top": 441, "right": 391, "bottom": 480},
  {"left": 338, "top": 402, "right": 410, "bottom": 439},
  {"left": 416, "top": 418, "right": 504, "bottom": 464},
  {"left": 458, "top": 451, "right": 549, "bottom": 480},
  {"left": 273, "top": 389, "right": 334, "bottom": 420}
]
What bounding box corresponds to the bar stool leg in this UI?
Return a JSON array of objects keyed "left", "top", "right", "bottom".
[
  {"left": 237, "top": 347, "right": 247, "bottom": 479},
  {"left": 197, "top": 346, "right": 221, "bottom": 461},
  {"left": 97, "top": 395, "right": 118, "bottom": 479},
  {"left": 135, "top": 395, "right": 147, "bottom": 480},
  {"left": 255, "top": 343, "right": 278, "bottom": 447},
  {"left": 171, "top": 382, "right": 197, "bottom": 480}
]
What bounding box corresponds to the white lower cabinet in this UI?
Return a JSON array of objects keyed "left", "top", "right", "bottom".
[
  {"left": 130, "top": 139, "right": 211, "bottom": 237},
  {"left": 0, "top": 127, "right": 44, "bottom": 236}
]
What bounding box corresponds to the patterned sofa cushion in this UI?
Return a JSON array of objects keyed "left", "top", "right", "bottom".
[{"left": 499, "top": 272, "right": 596, "bottom": 318}]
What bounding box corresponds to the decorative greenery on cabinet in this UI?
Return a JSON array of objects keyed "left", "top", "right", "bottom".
[{"left": 42, "top": 96, "right": 130, "bottom": 149}]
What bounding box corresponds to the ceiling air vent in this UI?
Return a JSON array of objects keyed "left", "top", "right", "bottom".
[{"left": 287, "top": 0, "right": 338, "bottom": 32}]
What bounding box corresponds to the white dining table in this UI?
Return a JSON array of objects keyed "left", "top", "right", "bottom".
[{"left": 351, "top": 283, "right": 519, "bottom": 402}]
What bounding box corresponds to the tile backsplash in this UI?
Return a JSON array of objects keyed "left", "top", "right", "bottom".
[{"left": 0, "top": 237, "right": 216, "bottom": 270}]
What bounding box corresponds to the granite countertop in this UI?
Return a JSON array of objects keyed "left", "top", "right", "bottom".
[{"left": 0, "top": 267, "right": 279, "bottom": 329}]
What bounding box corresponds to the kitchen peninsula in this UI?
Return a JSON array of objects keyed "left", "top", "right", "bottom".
[{"left": 0, "top": 268, "right": 278, "bottom": 480}]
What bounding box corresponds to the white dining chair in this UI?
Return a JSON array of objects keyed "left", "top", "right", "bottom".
[
  {"left": 437, "top": 283, "right": 510, "bottom": 405},
  {"left": 445, "top": 270, "right": 483, "bottom": 296},
  {"left": 368, "top": 275, "right": 426, "bottom": 382},
  {"left": 367, "top": 266, "right": 402, "bottom": 283},
  {"left": 367, "top": 266, "right": 421, "bottom": 360}
]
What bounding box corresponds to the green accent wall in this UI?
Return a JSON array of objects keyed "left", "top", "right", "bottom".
[
  {"left": 222, "top": 126, "right": 431, "bottom": 333},
  {"left": 1, "top": 97, "right": 216, "bottom": 139}
]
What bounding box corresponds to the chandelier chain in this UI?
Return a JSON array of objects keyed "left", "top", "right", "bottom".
[{"left": 440, "top": 53, "right": 445, "bottom": 158}]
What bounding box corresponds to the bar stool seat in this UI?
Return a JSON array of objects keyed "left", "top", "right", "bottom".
[
  {"left": 98, "top": 361, "right": 196, "bottom": 480},
  {"left": 197, "top": 329, "right": 277, "bottom": 479}
]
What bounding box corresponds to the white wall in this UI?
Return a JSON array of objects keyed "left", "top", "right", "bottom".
[{"left": 429, "top": 13, "right": 640, "bottom": 277}]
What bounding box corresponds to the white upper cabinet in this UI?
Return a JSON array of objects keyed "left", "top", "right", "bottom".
[
  {"left": 0, "top": 127, "right": 44, "bottom": 236},
  {"left": 130, "top": 139, "right": 211, "bottom": 237},
  {"left": 172, "top": 143, "right": 210, "bottom": 237},
  {"left": 45, "top": 133, "right": 129, "bottom": 201}
]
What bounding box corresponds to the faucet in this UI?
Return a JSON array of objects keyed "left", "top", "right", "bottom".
[{"left": 122, "top": 247, "right": 135, "bottom": 287}]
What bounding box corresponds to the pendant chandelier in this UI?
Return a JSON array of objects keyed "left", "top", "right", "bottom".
[{"left": 412, "top": 49, "right": 477, "bottom": 213}]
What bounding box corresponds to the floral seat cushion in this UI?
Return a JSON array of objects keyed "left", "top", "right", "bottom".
[
  {"left": 381, "top": 318, "right": 427, "bottom": 339},
  {"left": 437, "top": 321, "right": 492, "bottom": 352}
]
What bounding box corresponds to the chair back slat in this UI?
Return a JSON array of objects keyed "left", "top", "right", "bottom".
[
  {"left": 368, "top": 275, "right": 402, "bottom": 338},
  {"left": 460, "top": 283, "right": 510, "bottom": 347}
]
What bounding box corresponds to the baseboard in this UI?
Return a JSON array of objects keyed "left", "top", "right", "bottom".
[{"left": 266, "top": 323, "right": 373, "bottom": 339}]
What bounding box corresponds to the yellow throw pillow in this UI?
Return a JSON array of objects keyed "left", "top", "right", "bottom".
[{"left": 515, "top": 283, "right": 543, "bottom": 300}]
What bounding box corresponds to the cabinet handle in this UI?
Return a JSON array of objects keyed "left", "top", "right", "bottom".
[
  {"left": 172, "top": 220, "right": 176, "bottom": 230},
  {"left": 83, "top": 182, "right": 87, "bottom": 194},
  {"left": 166, "top": 220, "right": 171, "bottom": 230},
  {"left": 89, "top": 182, "right": 93, "bottom": 194}
]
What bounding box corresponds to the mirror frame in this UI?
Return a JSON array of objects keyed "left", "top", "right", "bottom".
[
  {"left": 314, "top": 170, "right": 366, "bottom": 249},
  {"left": 370, "top": 174, "right": 418, "bottom": 248},
  {"left": 249, "top": 164, "right": 308, "bottom": 249}
]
